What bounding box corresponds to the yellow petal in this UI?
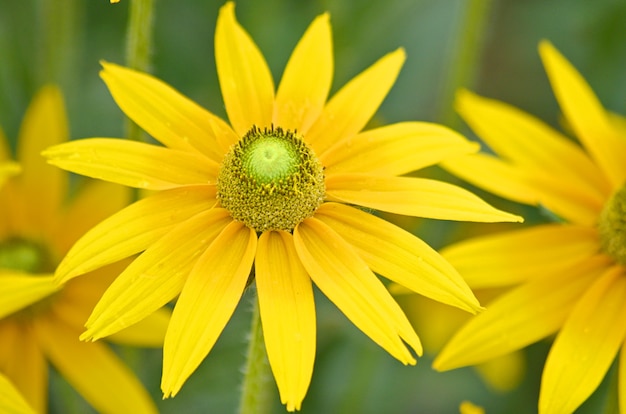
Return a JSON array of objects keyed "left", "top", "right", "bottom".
[
  {"left": 273, "top": 13, "right": 332, "bottom": 134},
  {"left": 51, "top": 261, "right": 126, "bottom": 330},
  {"left": 17, "top": 85, "right": 68, "bottom": 236},
  {"left": 0, "top": 273, "right": 61, "bottom": 319},
  {"left": 0, "top": 373, "right": 36, "bottom": 414},
  {"left": 0, "top": 321, "right": 47, "bottom": 413},
  {"left": 315, "top": 203, "right": 481, "bottom": 313},
  {"left": 34, "top": 317, "right": 158, "bottom": 414},
  {"left": 540, "top": 41, "right": 626, "bottom": 189},
  {"left": 445, "top": 153, "right": 602, "bottom": 227},
  {"left": 162, "top": 221, "right": 256, "bottom": 397},
  {"left": 326, "top": 174, "right": 522, "bottom": 222},
  {"left": 43, "top": 138, "right": 218, "bottom": 190},
  {"left": 215, "top": 2, "right": 274, "bottom": 135},
  {"left": 56, "top": 185, "right": 217, "bottom": 282},
  {"left": 322, "top": 122, "right": 478, "bottom": 176},
  {"left": 455, "top": 88, "right": 610, "bottom": 201},
  {"left": 256, "top": 231, "right": 315, "bottom": 411},
  {"left": 107, "top": 307, "right": 171, "bottom": 347},
  {"left": 52, "top": 180, "right": 129, "bottom": 255},
  {"left": 294, "top": 217, "right": 422, "bottom": 363},
  {"left": 434, "top": 256, "right": 609, "bottom": 371},
  {"left": 83, "top": 209, "right": 232, "bottom": 340},
  {"left": 100, "top": 61, "right": 237, "bottom": 161},
  {"left": 539, "top": 265, "right": 626, "bottom": 414},
  {"left": 442, "top": 153, "right": 541, "bottom": 206},
  {"left": 441, "top": 224, "right": 601, "bottom": 288},
  {"left": 306, "top": 49, "right": 405, "bottom": 156}
]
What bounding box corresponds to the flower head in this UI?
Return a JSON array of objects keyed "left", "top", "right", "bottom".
[
  {"left": 44, "top": 2, "right": 520, "bottom": 410},
  {"left": 435, "top": 41, "right": 626, "bottom": 414},
  {"left": 0, "top": 86, "right": 168, "bottom": 413}
]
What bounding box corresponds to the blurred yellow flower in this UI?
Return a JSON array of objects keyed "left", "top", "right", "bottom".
[
  {"left": 44, "top": 2, "right": 520, "bottom": 410},
  {"left": 0, "top": 373, "right": 35, "bottom": 414},
  {"left": 436, "top": 41, "right": 626, "bottom": 414},
  {"left": 0, "top": 86, "right": 169, "bottom": 413}
]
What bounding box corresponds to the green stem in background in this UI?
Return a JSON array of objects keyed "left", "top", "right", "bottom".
[
  {"left": 239, "top": 292, "right": 273, "bottom": 414},
  {"left": 124, "top": 0, "right": 155, "bottom": 142},
  {"left": 437, "top": 0, "right": 495, "bottom": 129}
]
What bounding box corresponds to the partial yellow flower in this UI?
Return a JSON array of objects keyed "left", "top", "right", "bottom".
[
  {"left": 44, "top": 2, "right": 520, "bottom": 411},
  {"left": 0, "top": 85, "right": 169, "bottom": 413},
  {"left": 436, "top": 41, "right": 626, "bottom": 414}
]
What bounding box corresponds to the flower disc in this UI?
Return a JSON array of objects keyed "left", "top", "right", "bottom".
[
  {"left": 598, "top": 184, "right": 626, "bottom": 265},
  {"left": 217, "top": 126, "right": 325, "bottom": 232}
]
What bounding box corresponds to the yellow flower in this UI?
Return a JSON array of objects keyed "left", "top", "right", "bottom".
[
  {"left": 0, "top": 86, "right": 169, "bottom": 413},
  {"left": 435, "top": 41, "right": 626, "bottom": 414},
  {"left": 0, "top": 373, "right": 35, "bottom": 414},
  {"left": 43, "top": 2, "right": 520, "bottom": 410}
]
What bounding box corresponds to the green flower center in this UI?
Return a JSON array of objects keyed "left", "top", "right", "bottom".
[
  {"left": 0, "top": 238, "right": 55, "bottom": 274},
  {"left": 217, "top": 126, "right": 325, "bottom": 232},
  {"left": 598, "top": 184, "right": 626, "bottom": 265},
  {"left": 0, "top": 238, "right": 59, "bottom": 320}
]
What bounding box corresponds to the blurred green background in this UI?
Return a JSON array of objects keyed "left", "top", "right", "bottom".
[{"left": 1, "top": 0, "right": 626, "bottom": 413}]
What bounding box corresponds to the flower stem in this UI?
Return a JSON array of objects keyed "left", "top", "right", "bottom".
[
  {"left": 437, "top": 0, "right": 495, "bottom": 129},
  {"left": 239, "top": 292, "right": 273, "bottom": 414},
  {"left": 124, "top": 0, "right": 155, "bottom": 142}
]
